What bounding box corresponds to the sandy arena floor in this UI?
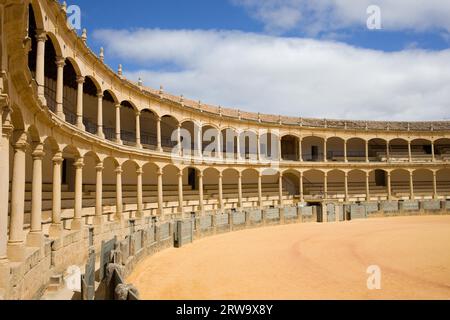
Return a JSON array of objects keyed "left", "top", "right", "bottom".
[{"left": 127, "top": 216, "right": 450, "bottom": 300}]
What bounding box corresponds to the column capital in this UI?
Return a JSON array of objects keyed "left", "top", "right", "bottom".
[
  {"left": 115, "top": 166, "right": 123, "bottom": 174},
  {"left": 35, "top": 29, "right": 47, "bottom": 42},
  {"left": 55, "top": 56, "right": 66, "bottom": 68},
  {"left": 73, "top": 158, "right": 84, "bottom": 169},
  {"left": 115, "top": 103, "right": 121, "bottom": 109},
  {"left": 13, "top": 140, "right": 28, "bottom": 152},
  {"left": 197, "top": 171, "right": 204, "bottom": 178},
  {"left": 135, "top": 110, "right": 141, "bottom": 117},
  {"left": 52, "top": 152, "right": 63, "bottom": 164},
  {"left": 136, "top": 167, "right": 143, "bottom": 175},
  {"left": 76, "top": 76, "right": 85, "bottom": 84},
  {"left": 178, "top": 170, "right": 184, "bottom": 177},
  {"left": 218, "top": 172, "right": 223, "bottom": 178},
  {"left": 157, "top": 168, "right": 163, "bottom": 176},
  {"left": 238, "top": 171, "right": 243, "bottom": 178},
  {"left": 95, "top": 162, "right": 104, "bottom": 171},
  {"left": 32, "top": 144, "right": 45, "bottom": 160},
  {"left": 97, "top": 92, "right": 104, "bottom": 99}
]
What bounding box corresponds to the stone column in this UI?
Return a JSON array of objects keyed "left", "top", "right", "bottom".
[
  {"left": 431, "top": 141, "right": 436, "bottom": 162},
  {"left": 49, "top": 152, "right": 63, "bottom": 237},
  {"left": 197, "top": 125, "right": 202, "bottom": 157},
  {"left": 94, "top": 162, "right": 103, "bottom": 225},
  {"left": 0, "top": 107, "right": 13, "bottom": 288},
  {"left": 217, "top": 131, "right": 223, "bottom": 159},
  {"left": 97, "top": 93, "right": 105, "bottom": 138},
  {"left": 55, "top": 57, "right": 65, "bottom": 118},
  {"left": 236, "top": 133, "right": 241, "bottom": 160},
  {"left": 178, "top": 170, "right": 184, "bottom": 216},
  {"left": 279, "top": 172, "right": 284, "bottom": 206},
  {"left": 366, "top": 172, "right": 370, "bottom": 201},
  {"left": 157, "top": 168, "right": 164, "bottom": 216},
  {"left": 365, "top": 140, "right": 369, "bottom": 163},
  {"left": 218, "top": 172, "right": 224, "bottom": 211},
  {"left": 76, "top": 76, "right": 85, "bottom": 129},
  {"left": 115, "top": 165, "right": 123, "bottom": 220},
  {"left": 136, "top": 167, "right": 143, "bottom": 218},
  {"left": 408, "top": 141, "right": 412, "bottom": 163},
  {"left": 409, "top": 171, "right": 414, "bottom": 200},
  {"left": 115, "top": 104, "right": 122, "bottom": 144},
  {"left": 72, "top": 158, "right": 84, "bottom": 230},
  {"left": 344, "top": 172, "right": 349, "bottom": 202},
  {"left": 238, "top": 172, "right": 243, "bottom": 208},
  {"left": 177, "top": 124, "right": 182, "bottom": 156},
  {"left": 278, "top": 136, "right": 282, "bottom": 161},
  {"left": 299, "top": 171, "right": 304, "bottom": 203},
  {"left": 258, "top": 173, "right": 263, "bottom": 208},
  {"left": 256, "top": 134, "right": 261, "bottom": 161},
  {"left": 433, "top": 171, "right": 438, "bottom": 199},
  {"left": 323, "top": 139, "right": 328, "bottom": 162},
  {"left": 299, "top": 137, "right": 303, "bottom": 162},
  {"left": 35, "top": 30, "right": 47, "bottom": 100},
  {"left": 386, "top": 141, "right": 390, "bottom": 162},
  {"left": 135, "top": 111, "right": 142, "bottom": 148},
  {"left": 323, "top": 172, "right": 328, "bottom": 199},
  {"left": 156, "top": 116, "right": 163, "bottom": 152},
  {"left": 27, "top": 144, "right": 45, "bottom": 247},
  {"left": 198, "top": 171, "right": 204, "bottom": 214},
  {"left": 8, "top": 137, "right": 28, "bottom": 261},
  {"left": 344, "top": 140, "right": 348, "bottom": 163},
  {"left": 387, "top": 171, "right": 392, "bottom": 200}
]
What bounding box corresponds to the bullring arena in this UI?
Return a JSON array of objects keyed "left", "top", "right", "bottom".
[{"left": 0, "top": 0, "right": 450, "bottom": 300}]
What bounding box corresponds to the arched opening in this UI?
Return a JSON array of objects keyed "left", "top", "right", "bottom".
[
  {"left": 62, "top": 59, "right": 79, "bottom": 124},
  {"left": 370, "top": 169, "right": 389, "bottom": 200},
  {"left": 27, "top": 4, "right": 38, "bottom": 78},
  {"left": 82, "top": 76, "right": 100, "bottom": 134},
  {"left": 411, "top": 139, "right": 433, "bottom": 162},
  {"left": 302, "top": 136, "right": 324, "bottom": 162},
  {"left": 102, "top": 157, "right": 120, "bottom": 218},
  {"left": 260, "top": 132, "right": 278, "bottom": 161},
  {"left": 182, "top": 167, "right": 201, "bottom": 212},
  {"left": 434, "top": 138, "right": 450, "bottom": 161},
  {"left": 142, "top": 162, "right": 158, "bottom": 215},
  {"left": 391, "top": 169, "right": 410, "bottom": 199},
  {"left": 161, "top": 115, "right": 178, "bottom": 151},
  {"left": 347, "top": 138, "right": 366, "bottom": 162},
  {"left": 82, "top": 152, "right": 100, "bottom": 220},
  {"left": 180, "top": 121, "right": 196, "bottom": 156},
  {"left": 120, "top": 101, "right": 137, "bottom": 146},
  {"left": 436, "top": 169, "right": 450, "bottom": 198},
  {"left": 281, "top": 135, "right": 299, "bottom": 161},
  {"left": 348, "top": 170, "right": 367, "bottom": 199},
  {"left": 140, "top": 109, "right": 157, "bottom": 149},
  {"left": 242, "top": 169, "right": 260, "bottom": 208},
  {"left": 221, "top": 128, "right": 238, "bottom": 160},
  {"left": 326, "top": 137, "right": 344, "bottom": 162},
  {"left": 122, "top": 160, "right": 139, "bottom": 219},
  {"left": 327, "top": 170, "right": 345, "bottom": 200},
  {"left": 239, "top": 131, "right": 258, "bottom": 160},
  {"left": 368, "top": 138, "right": 387, "bottom": 162},
  {"left": 222, "top": 169, "right": 239, "bottom": 209},
  {"left": 102, "top": 90, "right": 117, "bottom": 141},
  {"left": 202, "top": 125, "right": 219, "bottom": 158},
  {"left": 303, "top": 170, "right": 325, "bottom": 199},
  {"left": 282, "top": 170, "right": 299, "bottom": 197},
  {"left": 413, "top": 169, "right": 434, "bottom": 198},
  {"left": 203, "top": 168, "right": 220, "bottom": 210},
  {"left": 162, "top": 165, "right": 180, "bottom": 214},
  {"left": 389, "top": 138, "right": 408, "bottom": 162},
  {"left": 42, "top": 37, "right": 58, "bottom": 112}
]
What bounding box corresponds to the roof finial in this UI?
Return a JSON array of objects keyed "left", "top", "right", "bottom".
[
  {"left": 118, "top": 64, "right": 123, "bottom": 77},
  {"left": 180, "top": 94, "right": 184, "bottom": 104},
  {"left": 159, "top": 85, "right": 164, "bottom": 95},
  {"left": 198, "top": 100, "right": 203, "bottom": 112},
  {"left": 138, "top": 77, "right": 143, "bottom": 87},
  {"left": 218, "top": 106, "right": 222, "bottom": 117},
  {"left": 99, "top": 47, "right": 104, "bottom": 62},
  {"left": 81, "top": 28, "right": 87, "bottom": 43},
  {"left": 238, "top": 110, "right": 241, "bottom": 120},
  {"left": 62, "top": 1, "right": 67, "bottom": 13}
]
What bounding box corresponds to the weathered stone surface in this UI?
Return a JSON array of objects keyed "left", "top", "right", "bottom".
[
  {"left": 215, "top": 214, "right": 229, "bottom": 226},
  {"left": 249, "top": 209, "right": 262, "bottom": 222},
  {"left": 233, "top": 212, "right": 246, "bottom": 225},
  {"left": 265, "top": 208, "right": 280, "bottom": 220},
  {"left": 159, "top": 223, "right": 170, "bottom": 240},
  {"left": 423, "top": 200, "right": 441, "bottom": 211},
  {"left": 284, "top": 207, "right": 297, "bottom": 219},
  {"left": 402, "top": 200, "right": 419, "bottom": 211},
  {"left": 351, "top": 205, "right": 367, "bottom": 219},
  {"left": 200, "top": 215, "right": 213, "bottom": 230},
  {"left": 381, "top": 201, "right": 399, "bottom": 213}
]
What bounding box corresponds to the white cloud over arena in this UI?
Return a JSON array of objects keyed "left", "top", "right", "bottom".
[
  {"left": 93, "top": 28, "right": 450, "bottom": 121},
  {"left": 232, "top": 0, "right": 450, "bottom": 34}
]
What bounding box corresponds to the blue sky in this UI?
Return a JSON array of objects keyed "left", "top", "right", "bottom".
[{"left": 66, "top": 1, "right": 450, "bottom": 121}]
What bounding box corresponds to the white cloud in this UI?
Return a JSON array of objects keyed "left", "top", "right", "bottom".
[
  {"left": 93, "top": 28, "right": 450, "bottom": 121},
  {"left": 232, "top": 0, "right": 450, "bottom": 34}
]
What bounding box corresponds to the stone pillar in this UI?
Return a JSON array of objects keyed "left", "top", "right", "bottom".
[
  {"left": 94, "top": 162, "right": 103, "bottom": 225},
  {"left": 256, "top": 134, "right": 261, "bottom": 161},
  {"left": 323, "top": 139, "right": 328, "bottom": 162},
  {"left": 55, "top": 57, "right": 65, "bottom": 118},
  {"left": 156, "top": 116, "right": 163, "bottom": 152},
  {"left": 115, "top": 165, "right": 123, "bottom": 220},
  {"left": 258, "top": 173, "right": 263, "bottom": 208},
  {"left": 409, "top": 171, "right": 414, "bottom": 200},
  {"left": 217, "top": 131, "right": 223, "bottom": 159},
  {"left": 178, "top": 170, "right": 184, "bottom": 216},
  {"left": 72, "top": 158, "right": 84, "bottom": 230},
  {"left": 97, "top": 93, "right": 105, "bottom": 138},
  {"left": 299, "top": 171, "right": 304, "bottom": 203},
  {"left": 365, "top": 140, "right": 369, "bottom": 163},
  {"left": 177, "top": 124, "right": 182, "bottom": 156},
  {"left": 76, "top": 76, "right": 85, "bottom": 129},
  {"left": 236, "top": 133, "right": 241, "bottom": 160},
  {"left": 387, "top": 171, "right": 392, "bottom": 200},
  {"left": 28, "top": 144, "right": 45, "bottom": 247},
  {"left": 49, "top": 152, "right": 63, "bottom": 237},
  {"left": 157, "top": 168, "right": 164, "bottom": 216},
  {"left": 218, "top": 172, "right": 224, "bottom": 211},
  {"left": 238, "top": 172, "right": 243, "bottom": 208},
  {"left": 35, "top": 30, "right": 47, "bottom": 100},
  {"left": 323, "top": 172, "right": 328, "bottom": 199},
  {"left": 136, "top": 167, "right": 143, "bottom": 218},
  {"left": 366, "top": 172, "right": 370, "bottom": 202},
  {"left": 115, "top": 104, "right": 122, "bottom": 144},
  {"left": 198, "top": 171, "right": 204, "bottom": 214},
  {"left": 344, "top": 140, "right": 348, "bottom": 163},
  {"left": 433, "top": 171, "right": 438, "bottom": 199},
  {"left": 431, "top": 141, "right": 435, "bottom": 162},
  {"left": 386, "top": 141, "right": 390, "bottom": 162},
  {"left": 408, "top": 141, "right": 412, "bottom": 163},
  {"left": 0, "top": 108, "right": 12, "bottom": 289},
  {"left": 197, "top": 125, "right": 202, "bottom": 157},
  {"left": 278, "top": 136, "right": 282, "bottom": 162},
  {"left": 279, "top": 172, "right": 283, "bottom": 206},
  {"left": 135, "top": 111, "right": 142, "bottom": 148},
  {"left": 299, "top": 137, "right": 303, "bottom": 162},
  {"left": 344, "top": 172, "right": 349, "bottom": 202},
  {"left": 8, "top": 137, "right": 28, "bottom": 261}
]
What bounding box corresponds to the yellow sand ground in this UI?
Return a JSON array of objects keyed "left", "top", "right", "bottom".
[{"left": 127, "top": 216, "right": 450, "bottom": 300}]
